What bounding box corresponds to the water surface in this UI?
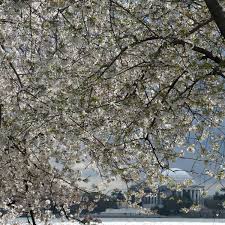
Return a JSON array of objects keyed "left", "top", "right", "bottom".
[{"left": 8, "top": 217, "right": 225, "bottom": 225}]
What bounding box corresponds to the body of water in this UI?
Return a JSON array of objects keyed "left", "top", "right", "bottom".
[{"left": 7, "top": 217, "right": 225, "bottom": 225}]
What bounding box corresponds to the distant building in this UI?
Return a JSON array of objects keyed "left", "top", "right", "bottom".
[{"left": 142, "top": 168, "right": 204, "bottom": 209}]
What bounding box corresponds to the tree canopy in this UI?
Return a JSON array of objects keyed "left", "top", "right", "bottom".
[{"left": 0, "top": 0, "right": 224, "bottom": 223}]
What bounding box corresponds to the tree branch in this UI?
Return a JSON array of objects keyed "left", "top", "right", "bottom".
[
  {"left": 204, "top": 0, "right": 225, "bottom": 39},
  {"left": 29, "top": 210, "right": 36, "bottom": 225},
  {"left": 61, "top": 205, "right": 85, "bottom": 224},
  {"left": 145, "top": 134, "right": 164, "bottom": 169},
  {"left": 172, "top": 38, "right": 224, "bottom": 64},
  {"left": 0, "top": 44, "right": 23, "bottom": 87},
  {"left": 187, "top": 17, "right": 213, "bottom": 36},
  {"left": 0, "top": 104, "right": 2, "bottom": 128}
]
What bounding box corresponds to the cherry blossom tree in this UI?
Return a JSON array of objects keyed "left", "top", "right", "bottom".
[{"left": 0, "top": 0, "right": 224, "bottom": 224}]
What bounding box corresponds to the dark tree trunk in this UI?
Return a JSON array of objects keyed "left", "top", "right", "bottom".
[
  {"left": 204, "top": 0, "right": 225, "bottom": 39},
  {"left": 30, "top": 210, "right": 36, "bottom": 225}
]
